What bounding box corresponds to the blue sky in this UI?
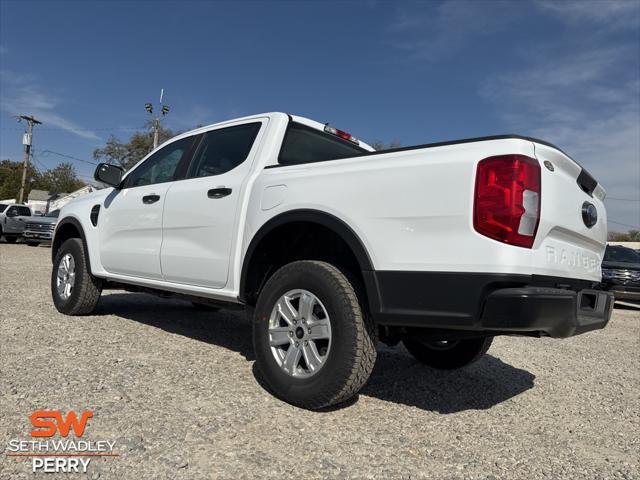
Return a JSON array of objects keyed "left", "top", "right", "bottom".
[{"left": 1, "top": 0, "right": 638, "bottom": 229}]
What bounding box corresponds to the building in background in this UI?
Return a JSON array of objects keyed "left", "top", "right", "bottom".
[
  {"left": 48, "top": 185, "right": 97, "bottom": 211},
  {"left": 25, "top": 185, "right": 98, "bottom": 214},
  {"left": 27, "top": 189, "right": 67, "bottom": 214}
]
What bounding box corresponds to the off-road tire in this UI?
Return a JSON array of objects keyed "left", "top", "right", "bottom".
[
  {"left": 27, "top": 241, "right": 40, "bottom": 247},
  {"left": 51, "top": 238, "right": 102, "bottom": 315},
  {"left": 403, "top": 336, "right": 493, "bottom": 370},
  {"left": 4, "top": 236, "right": 17, "bottom": 243},
  {"left": 253, "top": 260, "right": 377, "bottom": 410}
]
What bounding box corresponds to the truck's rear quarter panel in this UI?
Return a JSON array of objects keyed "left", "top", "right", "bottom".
[{"left": 249, "top": 137, "right": 605, "bottom": 284}]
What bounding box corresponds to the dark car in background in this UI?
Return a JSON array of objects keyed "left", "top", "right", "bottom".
[
  {"left": 22, "top": 209, "right": 60, "bottom": 247},
  {"left": 601, "top": 245, "right": 640, "bottom": 305}
]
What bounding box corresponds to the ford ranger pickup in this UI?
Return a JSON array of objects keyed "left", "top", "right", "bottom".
[{"left": 50, "top": 112, "right": 613, "bottom": 409}]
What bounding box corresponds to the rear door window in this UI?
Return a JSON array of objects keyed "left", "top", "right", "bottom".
[
  {"left": 278, "top": 122, "right": 366, "bottom": 165},
  {"left": 188, "top": 123, "right": 261, "bottom": 178}
]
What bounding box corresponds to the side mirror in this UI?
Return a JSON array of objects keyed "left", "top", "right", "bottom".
[{"left": 94, "top": 163, "right": 124, "bottom": 188}]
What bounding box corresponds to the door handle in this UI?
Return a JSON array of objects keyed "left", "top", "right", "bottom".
[
  {"left": 207, "top": 187, "right": 232, "bottom": 199},
  {"left": 142, "top": 194, "right": 160, "bottom": 204}
]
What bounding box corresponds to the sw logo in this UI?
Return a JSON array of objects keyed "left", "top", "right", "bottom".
[
  {"left": 6, "top": 410, "right": 116, "bottom": 474},
  {"left": 30, "top": 410, "right": 93, "bottom": 437}
]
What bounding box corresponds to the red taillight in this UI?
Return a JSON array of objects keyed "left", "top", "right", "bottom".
[
  {"left": 324, "top": 125, "right": 359, "bottom": 144},
  {"left": 473, "top": 154, "right": 541, "bottom": 248}
]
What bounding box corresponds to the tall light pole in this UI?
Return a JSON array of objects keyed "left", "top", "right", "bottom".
[
  {"left": 145, "top": 89, "right": 170, "bottom": 150},
  {"left": 17, "top": 115, "right": 42, "bottom": 204}
]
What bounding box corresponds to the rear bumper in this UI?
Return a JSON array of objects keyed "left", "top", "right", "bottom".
[
  {"left": 364, "top": 271, "right": 613, "bottom": 338},
  {"left": 481, "top": 287, "right": 613, "bottom": 338}
]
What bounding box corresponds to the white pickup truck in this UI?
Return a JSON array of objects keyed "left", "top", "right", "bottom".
[
  {"left": 0, "top": 203, "right": 33, "bottom": 243},
  {"left": 51, "top": 112, "right": 613, "bottom": 409}
]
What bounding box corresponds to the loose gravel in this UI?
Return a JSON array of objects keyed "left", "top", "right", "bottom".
[{"left": 1, "top": 243, "right": 638, "bottom": 479}]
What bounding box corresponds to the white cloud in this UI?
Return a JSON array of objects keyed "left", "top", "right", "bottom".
[
  {"left": 167, "top": 104, "right": 216, "bottom": 132},
  {"left": 0, "top": 70, "right": 100, "bottom": 141},
  {"left": 387, "top": 0, "right": 522, "bottom": 61},
  {"left": 386, "top": 0, "right": 640, "bottom": 228},
  {"left": 534, "top": 0, "right": 640, "bottom": 29},
  {"left": 480, "top": 45, "right": 640, "bottom": 229}
]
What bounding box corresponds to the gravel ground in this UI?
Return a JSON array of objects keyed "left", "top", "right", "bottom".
[{"left": 1, "top": 243, "right": 638, "bottom": 479}]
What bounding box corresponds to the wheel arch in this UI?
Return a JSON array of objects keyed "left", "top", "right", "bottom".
[
  {"left": 52, "top": 217, "right": 91, "bottom": 271},
  {"left": 239, "top": 209, "right": 374, "bottom": 305}
]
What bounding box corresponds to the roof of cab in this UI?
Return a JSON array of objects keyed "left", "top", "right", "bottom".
[{"left": 165, "top": 112, "right": 374, "bottom": 151}]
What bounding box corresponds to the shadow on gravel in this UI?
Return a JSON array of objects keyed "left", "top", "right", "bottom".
[
  {"left": 614, "top": 302, "right": 640, "bottom": 310},
  {"left": 98, "top": 292, "right": 535, "bottom": 413},
  {"left": 360, "top": 349, "right": 535, "bottom": 413},
  {"left": 96, "top": 293, "right": 255, "bottom": 361}
]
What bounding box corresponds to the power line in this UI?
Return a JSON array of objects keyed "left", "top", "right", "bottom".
[
  {"left": 1, "top": 126, "right": 144, "bottom": 132},
  {"left": 35, "top": 149, "right": 98, "bottom": 166},
  {"left": 31, "top": 155, "right": 48, "bottom": 172},
  {"left": 606, "top": 197, "right": 640, "bottom": 202},
  {"left": 609, "top": 220, "right": 640, "bottom": 229}
]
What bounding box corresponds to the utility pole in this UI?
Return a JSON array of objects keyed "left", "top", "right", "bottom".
[
  {"left": 17, "top": 115, "right": 42, "bottom": 204},
  {"left": 145, "top": 89, "right": 170, "bottom": 150}
]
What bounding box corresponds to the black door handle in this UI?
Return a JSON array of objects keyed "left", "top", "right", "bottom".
[
  {"left": 208, "top": 187, "right": 232, "bottom": 199},
  {"left": 142, "top": 194, "right": 160, "bottom": 204}
]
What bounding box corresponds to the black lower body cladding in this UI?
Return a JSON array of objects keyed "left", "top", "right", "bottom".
[{"left": 363, "top": 271, "right": 613, "bottom": 338}]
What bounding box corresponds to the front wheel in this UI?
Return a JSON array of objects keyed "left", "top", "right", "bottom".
[
  {"left": 403, "top": 336, "right": 493, "bottom": 370},
  {"left": 253, "top": 261, "right": 377, "bottom": 410},
  {"left": 51, "top": 238, "right": 102, "bottom": 315},
  {"left": 4, "top": 236, "right": 17, "bottom": 244},
  {"left": 27, "top": 241, "right": 40, "bottom": 247}
]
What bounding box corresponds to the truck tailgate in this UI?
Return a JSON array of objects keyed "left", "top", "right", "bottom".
[{"left": 532, "top": 142, "right": 607, "bottom": 282}]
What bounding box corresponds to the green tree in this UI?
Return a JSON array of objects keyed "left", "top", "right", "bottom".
[
  {"left": 93, "top": 123, "right": 175, "bottom": 169},
  {"left": 0, "top": 159, "right": 40, "bottom": 201},
  {"left": 608, "top": 230, "right": 640, "bottom": 242},
  {"left": 35, "top": 162, "right": 85, "bottom": 193},
  {"left": 369, "top": 140, "right": 402, "bottom": 151}
]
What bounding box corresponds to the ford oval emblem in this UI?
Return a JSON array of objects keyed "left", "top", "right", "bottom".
[{"left": 582, "top": 202, "right": 597, "bottom": 228}]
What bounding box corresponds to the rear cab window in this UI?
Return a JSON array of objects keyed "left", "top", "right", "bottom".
[
  {"left": 278, "top": 122, "right": 367, "bottom": 166},
  {"left": 0, "top": 204, "right": 7, "bottom": 213}
]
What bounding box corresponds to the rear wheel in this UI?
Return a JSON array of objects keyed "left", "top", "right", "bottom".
[
  {"left": 253, "top": 260, "right": 377, "bottom": 410},
  {"left": 403, "top": 336, "right": 493, "bottom": 370},
  {"left": 51, "top": 238, "right": 102, "bottom": 315}
]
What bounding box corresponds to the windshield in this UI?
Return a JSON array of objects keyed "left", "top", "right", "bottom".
[
  {"left": 46, "top": 210, "right": 60, "bottom": 217},
  {"left": 0, "top": 204, "right": 7, "bottom": 213},
  {"left": 604, "top": 246, "right": 640, "bottom": 264}
]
